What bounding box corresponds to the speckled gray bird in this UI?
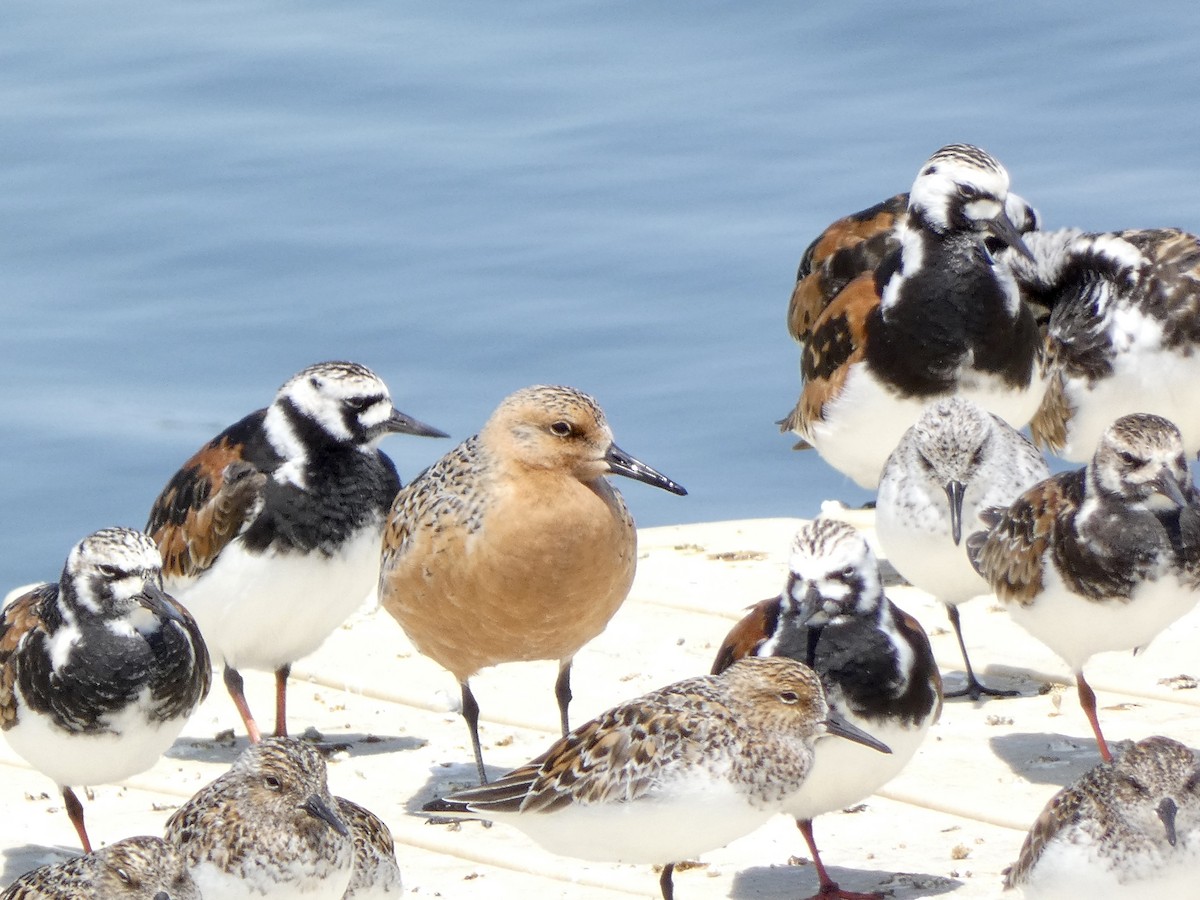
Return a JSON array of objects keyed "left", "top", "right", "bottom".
[
  {"left": 876, "top": 397, "right": 1049, "bottom": 699},
  {"left": 1005, "top": 736, "right": 1200, "bottom": 898},
  {"left": 0, "top": 835, "right": 200, "bottom": 900},
  {"left": 424, "top": 656, "right": 890, "bottom": 900},
  {"left": 337, "top": 797, "right": 401, "bottom": 899},
  {"left": 164, "top": 737, "right": 353, "bottom": 899}
]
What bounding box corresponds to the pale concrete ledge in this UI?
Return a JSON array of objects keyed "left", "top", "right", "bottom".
[{"left": 4, "top": 515, "right": 1200, "bottom": 897}]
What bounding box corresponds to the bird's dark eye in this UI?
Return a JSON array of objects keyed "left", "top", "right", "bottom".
[
  {"left": 115, "top": 868, "right": 132, "bottom": 885},
  {"left": 98, "top": 564, "right": 123, "bottom": 579},
  {"left": 346, "top": 396, "right": 373, "bottom": 413},
  {"left": 1122, "top": 775, "right": 1149, "bottom": 795},
  {"left": 1119, "top": 451, "right": 1140, "bottom": 465},
  {"left": 840, "top": 566, "right": 856, "bottom": 580},
  {"left": 264, "top": 775, "right": 282, "bottom": 790},
  {"left": 779, "top": 690, "right": 799, "bottom": 704},
  {"left": 550, "top": 421, "right": 572, "bottom": 437},
  {"left": 961, "top": 185, "right": 980, "bottom": 199}
]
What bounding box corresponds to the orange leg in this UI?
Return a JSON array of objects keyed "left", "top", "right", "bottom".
[
  {"left": 62, "top": 786, "right": 92, "bottom": 853},
  {"left": 1076, "top": 671, "right": 1112, "bottom": 762},
  {"left": 224, "top": 664, "right": 263, "bottom": 744}
]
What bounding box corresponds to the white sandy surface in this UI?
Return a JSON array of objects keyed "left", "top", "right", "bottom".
[{"left": 4, "top": 514, "right": 1200, "bottom": 898}]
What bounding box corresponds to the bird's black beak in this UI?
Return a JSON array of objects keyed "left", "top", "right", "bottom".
[
  {"left": 1151, "top": 466, "right": 1188, "bottom": 508},
  {"left": 944, "top": 479, "right": 966, "bottom": 546},
  {"left": 604, "top": 443, "right": 687, "bottom": 495},
  {"left": 824, "top": 708, "right": 892, "bottom": 755},
  {"left": 385, "top": 408, "right": 449, "bottom": 439},
  {"left": 302, "top": 794, "right": 349, "bottom": 837},
  {"left": 1158, "top": 797, "right": 1179, "bottom": 847},
  {"left": 987, "top": 209, "right": 1034, "bottom": 261},
  {"left": 139, "top": 582, "right": 186, "bottom": 626},
  {"left": 800, "top": 582, "right": 832, "bottom": 628}
]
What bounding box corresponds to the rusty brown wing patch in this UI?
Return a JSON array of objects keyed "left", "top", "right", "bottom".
[
  {"left": 785, "top": 274, "right": 876, "bottom": 436},
  {"left": 711, "top": 598, "right": 779, "bottom": 675},
  {"left": 147, "top": 438, "right": 268, "bottom": 579},
  {"left": 970, "top": 473, "right": 1078, "bottom": 607},
  {"left": 0, "top": 587, "right": 50, "bottom": 730},
  {"left": 787, "top": 194, "right": 905, "bottom": 345}
]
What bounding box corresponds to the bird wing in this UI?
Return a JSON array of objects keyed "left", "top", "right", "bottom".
[
  {"left": 780, "top": 273, "right": 877, "bottom": 437},
  {"left": 430, "top": 678, "right": 723, "bottom": 816},
  {"left": 145, "top": 413, "right": 272, "bottom": 580},
  {"left": 787, "top": 194, "right": 906, "bottom": 346},
  {"left": 1004, "top": 782, "right": 1087, "bottom": 889},
  {"left": 1121, "top": 227, "right": 1200, "bottom": 331},
  {"left": 710, "top": 597, "right": 780, "bottom": 675},
  {"left": 967, "top": 472, "right": 1082, "bottom": 607},
  {"left": 0, "top": 586, "right": 52, "bottom": 730}
]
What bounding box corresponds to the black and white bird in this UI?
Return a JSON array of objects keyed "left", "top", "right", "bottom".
[
  {"left": 712, "top": 519, "right": 941, "bottom": 900},
  {"left": 780, "top": 143, "right": 1045, "bottom": 488},
  {"left": 0, "top": 528, "right": 210, "bottom": 852},
  {"left": 876, "top": 397, "right": 1050, "bottom": 699},
  {"left": 1003, "top": 227, "right": 1200, "bottom": 461},
  {"left": 145, "top": 361, "right": 445, "bottom": 743},
  {"left": 969, "top": 414, "right": 1200, "bottom": 761}
]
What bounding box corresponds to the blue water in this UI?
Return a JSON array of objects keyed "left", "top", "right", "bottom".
[{"left": 3, "top": 1, "right": 1199, "bottom": 589}]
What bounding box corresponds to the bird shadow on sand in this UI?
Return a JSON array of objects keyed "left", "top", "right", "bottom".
[
  {"left": 1, "top": 843, "right": 77, "bottom": 887},
  {"left": 404, "top": 761, "right": 510, "bottom": 817},
  {"left": 988, "top": 731, "right": 1116, "bottom": 788},
  {"left": 728, "top": 862, "right": 960, "bottom": 898},
  {"left": 165, "top": 730, "right": 429, "bottom": 766}
]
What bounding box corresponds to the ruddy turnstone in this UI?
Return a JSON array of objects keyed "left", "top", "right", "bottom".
[
  {"left": 787, "top": 189, "right": 1039, "bottom": 350},
  {"left": 423, "top": 656, "right": 890, "bottom": 900},
  {"left": 876, "top": 397, "right": 1050, "bottom": 699},
  {"left": 1004, "top": 735, "right": 1200, "bottom": 898},
  {"left": 0, "top": 527, "right": 210, "bottom": 852},
  {"left": 379, "top": 384, "right": 686, "bottom": 784},
  {"left": 337, "top": 797, "right": 402, "bottom": 899},
  {"left": 712, "top": 519, "right": 938, "bottom": 899},
  {"left": 968, "top": 414, "right": 1200, "bottom": 761},
  {"left": 164, "top": 736, "right": 353, "bottom": 899},
  {"left": 145, "top": 360, "right": 445, "bottom": 743},
  {"left": 0, "top": 835, "right": 200, "bottom": 900},
  {"left": 1003, "top": 227, "right": 1200, "bottom": 461},
  {"left": 779, "top": 143, "right": 1045, "bottom": 488}
]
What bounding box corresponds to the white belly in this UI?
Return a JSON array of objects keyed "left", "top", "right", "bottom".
[
  {"left": 782, "top": 713, "right": 931, "bottom": 820},
  {"left": 1008, "top": 569, "right": 1200, "bottom": 672},
  {"left": 809, "top": 365, "right": 1044, "bottom": 489},
  {"left": 188, "top": 861, "right": 353, "bottom": 900},
  {"left": 486, "top": 778, "right": 774, "bottom": 864},
  {"left": 875, "top": 484, "right": 989, "bottom": 605},
  {"left": 1016, "top": 832, "right": 1200, "bottom": 900},
  {"left": 166, "top": 526, "right": 382, "bottom": 672},
  {"left": 1058, "top": 344, "right": 1200, "bottom": 461},
  {"left": 4, "top": 691, "right": 187, "bottom": 787}
]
